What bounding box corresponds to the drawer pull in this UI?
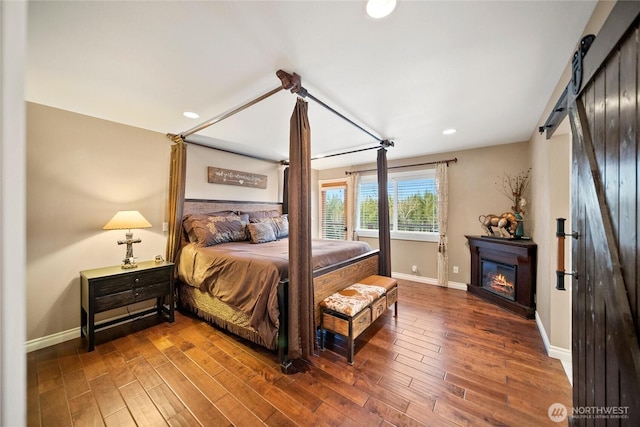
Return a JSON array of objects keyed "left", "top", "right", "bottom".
[{"left": 134, "top": 278, "right": 140, "bottom": 283}]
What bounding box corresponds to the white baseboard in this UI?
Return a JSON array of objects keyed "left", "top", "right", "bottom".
[
  {"left": 391, "top": 272, "right": 468, "bottom": 291},
  {"left": 535, "top": 311, "right": 572, "bottom": 385},
  {"left": 25, "top": 306, "right": 160, "bottom": 353},
  {"left": 26, "top": 327, "right": 81, "bottom": 353}
]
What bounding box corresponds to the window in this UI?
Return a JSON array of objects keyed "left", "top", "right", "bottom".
[
  {"left": 356, "top": 170, "right": 438, "bottom": 242},
  {"left": 319, "top": 180, "right": 347, "bottom": 240}
]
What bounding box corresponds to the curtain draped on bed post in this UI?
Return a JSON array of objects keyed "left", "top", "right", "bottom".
[
  {"left": 166, "top": 139, "right": 187, "bottom": 263},
  {"left": 377, "top": 148, "right": 392, "bottom": 277},
  {"left": 436, "top": 163, "right": 449, "bottom": 287},
  {"left": 288, "top": 98, "right": 315, "bottom": 360}
]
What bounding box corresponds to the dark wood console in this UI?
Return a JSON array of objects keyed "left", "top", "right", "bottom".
[{"left": 466, "top": 236, "right": 537, "bottom": 318}]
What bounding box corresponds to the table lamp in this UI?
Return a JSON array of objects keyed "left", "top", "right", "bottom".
[{"left": 103, "top": 210, "right": 152, "bottom": 269}]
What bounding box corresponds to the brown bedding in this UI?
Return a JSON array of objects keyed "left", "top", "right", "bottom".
[{"left": 177, "top": 238, "right": 372, "bottom": 346}]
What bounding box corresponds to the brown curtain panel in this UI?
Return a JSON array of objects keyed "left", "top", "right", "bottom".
[
  {"left": 377, "top": 148, "right": 392, "bottom": 277},
  {"left": 287, "top": 98, "right": 315, "bottom": 360},
  {"left": 165, "top": 140, "right": 187, "bottom": 263}
]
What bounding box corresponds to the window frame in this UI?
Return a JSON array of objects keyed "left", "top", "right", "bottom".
[
  {"left": 318, "top": 178, "right": 349, "bottom": 240},
  {"left": 356, "top": 169, "right": 439, "bottom": 243}
]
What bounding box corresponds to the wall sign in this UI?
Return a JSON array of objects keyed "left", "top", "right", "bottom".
[{"left": 207, "top": 167, "right": 267, "bottom": 189}]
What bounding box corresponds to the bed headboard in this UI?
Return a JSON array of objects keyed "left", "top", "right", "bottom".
[{"left": 183, "top": 199, "right": 283, "bottom": 216}]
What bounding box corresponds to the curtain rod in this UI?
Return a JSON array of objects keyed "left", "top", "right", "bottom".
[
  {"left": 345, "top": 157, "right": 458, "bottom": 175},
  {"left": 179, "top": 86, "right": 285, "bottom": 138},
  {"left": 280, "top": 145, "right": 380, "bottom": 165},
  {"left": 166, "top": 133, "right": 284, "bottom": 165},
  {"left": 313, "top": 144, "right": 380, "bottom": 160}
]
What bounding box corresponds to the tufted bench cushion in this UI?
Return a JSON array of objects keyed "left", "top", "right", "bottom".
[{"left": 319, "top": 283, "right": 386, "bottom": 316}]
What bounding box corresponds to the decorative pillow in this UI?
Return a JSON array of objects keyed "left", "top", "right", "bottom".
[
  {"left": 183, "top": 211, "right": 237, "bottom": 237},
  {"left": 247, "top": 221, "right": 276, "bottom": 244},
  {"left": 183, "top": 213, "right": 249, "bottom": 246},
  {"left": 266, "top": 215, "right": 288, "bottom": 239},
  {"left": 244, "top": 210, "right": 281, "bottom": 223}
]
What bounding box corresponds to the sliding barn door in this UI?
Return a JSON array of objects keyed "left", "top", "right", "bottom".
[{"left": 568, "top": 11, "right": 640, "bottom": 425}]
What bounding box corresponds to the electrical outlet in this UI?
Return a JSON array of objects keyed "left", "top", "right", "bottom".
[
  {"left": 411, "top": 265, "right": 418, "bottom": 273},
  {"left": 453, "top": 265, "right": 459, "bottom": 274},
  {"left": 162, "top": 222, "right": 169, "bottom": 232}
]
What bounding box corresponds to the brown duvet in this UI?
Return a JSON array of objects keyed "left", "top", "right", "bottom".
[{"left": 177, "top": 238, "right": 372, "bottom": 346}]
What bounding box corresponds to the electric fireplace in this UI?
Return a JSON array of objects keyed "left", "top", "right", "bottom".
[
  {"left": 481, "top": 260, "right": 516, "bottom": 301},
  {"left": 466, "top": 236, "right": 537, "bottom": 318}
]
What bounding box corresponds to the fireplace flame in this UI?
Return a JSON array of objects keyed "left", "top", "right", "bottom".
[
  {"left": 487, "top": 273, "right": 515, "bottom": 297},
  {"left": 491, "top": 274, "right": 513, "bottom": 290}
]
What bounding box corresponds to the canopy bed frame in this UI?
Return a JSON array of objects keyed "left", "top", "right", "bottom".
[{"left": 166, "top": 70, "right": 393, "bottom": 373}]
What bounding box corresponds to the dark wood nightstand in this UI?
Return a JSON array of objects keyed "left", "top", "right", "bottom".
[{"left": 80, "top": 260, "right": 174, "bottom": 351}]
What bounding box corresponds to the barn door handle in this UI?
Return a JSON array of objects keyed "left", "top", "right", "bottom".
[{"left": 556, "top": 218, "right": 579, "bottom": 290}]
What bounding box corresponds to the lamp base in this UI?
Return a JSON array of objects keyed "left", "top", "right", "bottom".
[
  {"left": 121, "top": 257, "right": 138, "bottom": 269},
  {"left": 118, "top": 231, "right": 141, "bottom": 269}
]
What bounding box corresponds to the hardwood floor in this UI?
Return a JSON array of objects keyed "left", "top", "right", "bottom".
[{"left": 28, "top": 279, "right": 571, "bottom": 426}]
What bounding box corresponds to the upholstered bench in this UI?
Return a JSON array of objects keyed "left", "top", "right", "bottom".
[
  {"left": 358, "top": 275, "right": 398, "bottom": 316},
  {"left": 319, "top": 275, "right": 398, "bottom": 364}
]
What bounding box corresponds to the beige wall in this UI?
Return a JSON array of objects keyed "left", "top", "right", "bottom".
[
  {"left": 529, "top": 131, "right": 571, "bottom": 350},
  {"left": 319, "top": 141, "right": 531, "bottom": 283},
  {"left": 26, "top": 103, "right": 171, "bottom": 341},
  {"left": 185, "top": 144, "right": 283, "bottom": 202}
]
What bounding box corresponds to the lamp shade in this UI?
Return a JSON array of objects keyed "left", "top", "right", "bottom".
[{"left": 103, "top": 210, "right": 152, "bottom": 230}]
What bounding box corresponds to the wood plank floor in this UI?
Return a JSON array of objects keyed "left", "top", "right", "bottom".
[{"left": 28, "top": 279, "right": 572, "bottom": 426}]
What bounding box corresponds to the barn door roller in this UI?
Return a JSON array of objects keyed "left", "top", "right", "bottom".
[{"left": 539, "top": 34, "right": 595, "bottom": 139}]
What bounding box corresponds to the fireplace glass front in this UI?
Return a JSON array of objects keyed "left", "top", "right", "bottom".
[{"left": 481, "top": 260, "right": 516, "bottom": 301}]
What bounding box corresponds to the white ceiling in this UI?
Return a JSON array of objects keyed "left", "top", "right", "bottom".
[{"left": 26, "top": 1, "right": 597, "bottom": 169}]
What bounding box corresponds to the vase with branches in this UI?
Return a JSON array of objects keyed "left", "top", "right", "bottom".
[{"left": 497, "top": 168, "right": 531, "bottom": 215}]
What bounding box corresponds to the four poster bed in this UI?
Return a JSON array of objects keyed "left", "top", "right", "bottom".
[
  {"left": 165, "top": 70, "right": 393, "bottom": 372},
  {"left": 175, "top": 199, "right": 379, "bottom": 367}
]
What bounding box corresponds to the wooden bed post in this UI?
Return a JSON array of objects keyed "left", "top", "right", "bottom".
[
  {"left": 377, "top": 146, "right": 392, "bottom": 277},
  {"left": 276, "top": 280, "right": 293, "bottom": 373}
]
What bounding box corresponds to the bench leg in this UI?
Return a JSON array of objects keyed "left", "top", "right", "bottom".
[
  {"left": 319, "top": 312, "right": 325, "bottom": 350},
  {"left": 394, "top": 301, "right": 398, "bottom": 318},
  {"left": 347, "top": 319, "right": 354, "bottom": 365}
]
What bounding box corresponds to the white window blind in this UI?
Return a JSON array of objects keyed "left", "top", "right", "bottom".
[
  {"left": 356, "top": 170, "right": 438, "bottom": 241},
  {"left": 320, "top": 182, "right": 347, "bottom": 240},
  {"left": 357, "top": 180, "right": 393, "bottom": 231},
  {"left": 396, "top": 177, "right": 438, "bottom": 233}
]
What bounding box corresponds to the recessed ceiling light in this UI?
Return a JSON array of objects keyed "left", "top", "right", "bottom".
[
  {"left": 183, "top": 111, "right": 199, "bottom": 119},
  {"left": 443, "top": 129, "right": 457, "bottom": 135},
  {"left": 366, "top": 0, "right": 396, "bottom": 19}
]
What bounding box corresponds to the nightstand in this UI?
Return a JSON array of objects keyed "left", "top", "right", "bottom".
[{"left": 80, "top": 260, "right": 174, "bottom": 351}]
